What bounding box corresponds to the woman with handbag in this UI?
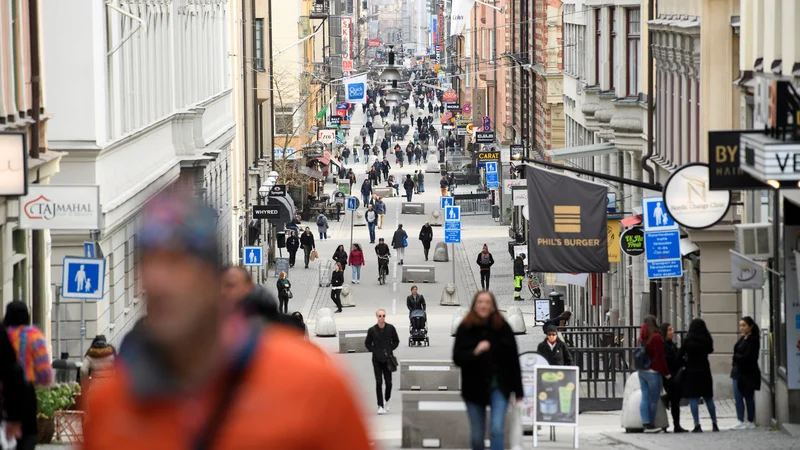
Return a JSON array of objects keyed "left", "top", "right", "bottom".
[
  {"left": 391, "top": 224, "right": 409, "bottom": 265},
  {"left": 364, "top": 309, "right": 400, "bottom": 415},
  {"left": 660, "top": 323, "right": 686, "bottom": 433},
  {"left": 452, "top": 291, "right": 523, "bottom": 450},
  {"left": 276, "top": 272, "right": 292, "bottom": 314},
  {"left": 333, "top": 245, "right": 348, "bottom": 271}
]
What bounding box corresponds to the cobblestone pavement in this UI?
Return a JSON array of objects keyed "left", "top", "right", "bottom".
[{"left": 603, "top": 426, "right": 798, "bottom": 450}]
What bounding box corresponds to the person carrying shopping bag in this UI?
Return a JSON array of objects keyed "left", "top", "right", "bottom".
[
  {"left": 300, "top": 227, "right": 316, "bottom": 269},
  {"left": 276, "top": 272, "right": 292, "bottom": 314}
]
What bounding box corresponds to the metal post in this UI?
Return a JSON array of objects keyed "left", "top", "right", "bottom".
[
  {"left": 54, "top": 285, "right": 61, "bottom": 357},
  {"left": 79, "top": 298, "right": 86, "bottom": 357},
  {"left": 451, "top": 243, "right": 456, "bottom": 285},
  {"left": 350, "top": 210, "right": 355, "bottom": 251}
]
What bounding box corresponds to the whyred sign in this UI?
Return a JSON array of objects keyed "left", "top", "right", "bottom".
[{"left": 368, "top": 39, "right": 380, "bottom": 48}]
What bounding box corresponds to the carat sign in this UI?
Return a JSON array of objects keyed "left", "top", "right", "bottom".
[
  {"left": 20, "top": 185, "right": 101, "bottom": 230},
  {"left": 664, "top": 163, "right": 731, "bottom": 230}
]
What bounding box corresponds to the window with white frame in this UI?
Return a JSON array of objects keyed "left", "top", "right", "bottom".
[{"left": 626, "top": 8, "right": 641, "bottom": 96}]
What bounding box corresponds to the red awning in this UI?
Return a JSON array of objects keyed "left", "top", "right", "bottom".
[
  {"left": 316, "top": 154, "right": 331, "bottom": 166},
  {"left": 620, "top": 215, "right": 642, "bottom": 228}
]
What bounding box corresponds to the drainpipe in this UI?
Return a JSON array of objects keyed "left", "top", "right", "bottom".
[
  {"left": 267, "top": 0, "right": 276, "bottom": 170},
  {"left": 242, "top": 0, "right": 251, "bottom": 248},
  {"left": 29, "top": 0, "right": 43, "bottom": 329},
  {"left": 642, "top": 0, "right": 655, "bottom": 184}
]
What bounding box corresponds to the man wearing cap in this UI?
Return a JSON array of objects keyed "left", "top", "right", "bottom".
[
  {"left": 537, "top": 324, "right": 573, "bottom": 366},
  {"left": 513, "top": 253, "right": 526, "bottom": 301},
  {"left": 83, "top": 192, "right": 370, "bottom": 450}
]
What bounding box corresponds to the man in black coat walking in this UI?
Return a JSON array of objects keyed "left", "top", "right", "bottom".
[
  {"left": 537, "top": 324, "right": 574, "bottom": 365},
  {"left": 365, "top": 309, "right": 400, "bottom": 415}
]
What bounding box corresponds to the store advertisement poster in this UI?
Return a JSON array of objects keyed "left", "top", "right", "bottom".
[
  {"left": 533, "top": 366, "right": 579, "bottom": 426},
  {"left": 788, "top": 226, "right": 800, "bottom": 389}
]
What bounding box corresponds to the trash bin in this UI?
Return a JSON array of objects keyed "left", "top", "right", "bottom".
[
  {"left": 548, "top": 291, "right": 564, "bottom": 320},
  {"left": 52, "top": 353, "right": 81, "bottom": 384}
]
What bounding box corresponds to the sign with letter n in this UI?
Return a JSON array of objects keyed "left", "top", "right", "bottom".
[{"left": 526, "top": 166, "right": 609, "bottom": 273}]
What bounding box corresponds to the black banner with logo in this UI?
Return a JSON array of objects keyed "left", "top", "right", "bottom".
[
  {"left": 526, "top": 166, "right": 609, "bottom": 273},
  {"left": 707, "top": 131, "right": 766, "bottom": 190},
  {"left": 475, "top": 131, "right": 495, "bottom": 144},
  {"left": 620, "top": 227, "right": 644, "bottom": 257}
]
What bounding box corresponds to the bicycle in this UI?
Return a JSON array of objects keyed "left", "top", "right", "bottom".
[
  {"left": 526, "top": 271, "right": 542, "bottom": 299},
  {"left": 377, "top": 255, "right": 390, "bottom": 285}
]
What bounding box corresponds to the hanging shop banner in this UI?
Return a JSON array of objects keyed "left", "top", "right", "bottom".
[
  {"left": 526, "top": 166, "right": 609, "bottom": 273},
  {"left": 619, "top": 227, "right": 645, "bottom": 257},
  {"left": 475, "top": 132, "right": 495, "bottom": 144},
  {"left": 341, "top": 17, "right": 353, "bottom": 59},
  {"left": 449, "top": 0, "right": 475, "bottom": 37},
  {"left": 344, "top": 73, "right": 368, "bottom": 104},
  {"left": 730, "top": 252, "right": 765, "bottom": 290},
  {"left": 19, "top": 185, "right": 101, "bottom": 230},
  {"left": 707, "top": 131, "right": 767, "bottom": 190},
  {"left": 554, "top": 273, "right": 589, "bottom": 286},
  {"left": 607, "top": 219, "right": 620, "bottom": 263},
  {"left": 664, "top": 163, "right": 731, "bottom": 229},
  {"left": 442, "top": 89, "right": 458, "bottom": 103}
]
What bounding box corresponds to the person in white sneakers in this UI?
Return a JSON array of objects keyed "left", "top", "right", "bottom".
[{"left": 365, "top": 309, "right": 399, "bottom": 415}]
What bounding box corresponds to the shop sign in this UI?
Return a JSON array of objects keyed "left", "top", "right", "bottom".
[
  {"left": 456, "top": 125, "right": 468, "bottom": 136},
  {"left": 607, "top": 219, "right": 620, "bottom": 263},
  {"left": 445, "top": 102, "right": 461, "bottom": 111},
  {"left": 730, "top": 251, "right": 764, "bottom": 290},
  {"left": 0, "top": 132, "right": 28, "bottom": 196},
  {"left": 329, "top": 116, "right": 341, "bottom": 125},
  {"left": 317, "top": 129, "right": 336, "bottom": 144},
  {"left": 475, "top": 131, "right": 495, "bottom": 144},
  {"left": 510, "top": 144, "right": 524, "bottom": 161},
  {"left": 477, "top": 150, "right": 500, "bottom": 161},
  {"left": 442, "top": 89, "right": 458, "bottom": 103},
  {"left": 503, "top": 179, "right": 526, "bottom": 194},
  {"left": 619, "top": 227, "right": 644, "bottom": 257},
  {"left": 19, "top": 185, "right": 101, "bottom": 230},
  {"left": 707, "top": 131, "right": 766, "bottom": 190},
  {"left": 368, "top": 39, "right": 380, "bottom": 48},
  {"left": 664, "top": 163, "right": 731, "bottom": 229}
]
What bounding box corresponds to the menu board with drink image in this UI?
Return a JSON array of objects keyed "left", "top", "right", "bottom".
[{"left": 533, "top": 366, "right": 579, "bottom": 426}]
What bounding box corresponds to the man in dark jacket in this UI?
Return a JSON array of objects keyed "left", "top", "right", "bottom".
[
  {"left": 537, "top": 324, "right": 574, "bottom": 366},
  {"left": 300, "top": 227, "right": 316, "bottom": 269},
  {"left": 391, "top": 224, "right": 408, "bottom": 265},
  {"left": 361, "top": 179, "right": 373, "bottom": 206},
  {"left": 403, "top": 174, "right": 415, "bottom": 202},
  {"left": 475, "top": 244, "right": 495, "bottom": 290},
  {"left": 513, "top": 253, "right": 526, "bottom": 301},
  {"left": 364, "top": 309, "right": 399, "bottom": 415}
]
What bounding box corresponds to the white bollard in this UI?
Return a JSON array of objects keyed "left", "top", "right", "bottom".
[
  {"left": 340, "top": 285, "right": 356, "bottom": 307},
  {"left": 440, "top": 283, "right": 459, "bottom": 306},
  {"left": 315, "top": 308, "right": 337, "bottom": 337},
  {"left": 450, "top": 307, "right": 466, "bottom": 336},
  {"left": 505, "top": 306, "right": 526, "bottom": 334}
]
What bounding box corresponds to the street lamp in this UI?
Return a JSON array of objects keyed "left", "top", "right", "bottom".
[{"left": 379, "top": 45, "right": 403, "bottom": 82}]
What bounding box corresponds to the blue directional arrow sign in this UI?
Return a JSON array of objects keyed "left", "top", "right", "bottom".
[
  {"left": 62, "top": 256, "right": 105, "bottom": 300},
  {"left": 445, "top": 221, "right": 461, "bottom": 231},
  {"left": 444, "top": 205, "right": 461, "bottom": 222},
  {"left": 243, "top": 246, "right": 263, "bottom": 266},
  {"left": 346, "top": 196, "right": 360, "bottom": 211},
  {"left": 444, "top": 229, "right": 462, "bottom": 243},
  {"left": 440, "top": 196, "right": 454, "bottom": 210}
]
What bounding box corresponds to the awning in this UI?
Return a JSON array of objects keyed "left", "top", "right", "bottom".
[
  {"left": 621, "top": 215, "right": 642, "bottom": 227},
  {"left": 316, "top": 155, "right": 331, "bottom": 165},
  {"left": 546, "top": 143, "right": 616, "bottom": 161}
]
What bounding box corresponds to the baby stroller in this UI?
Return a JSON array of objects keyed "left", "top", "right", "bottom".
[{"left": 408, "top": 309, "right": 429, "bottom": 347}]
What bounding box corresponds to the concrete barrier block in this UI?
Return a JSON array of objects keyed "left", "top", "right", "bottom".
[
  {"left": 340, "top": 285, "right": 356, "bottom": 307},
  {"left": 441, "top": 283, "right": 459, "bottom": 306},
  {"left": 401, "top": 203, "right": 426, "bottom": 215},
  {"left": 314, "top": 308, "right": 337, "bottom": 337},
  {"left": 425, "top": 159, "right": 441, "bottom": 173},
  {"left": 374, "top": 186, "right": 394, "bottom": 198},
  {"left": 429, "top": 209, "right": 443, "bottom": 226},
  {"left": 505, "top": 306, "right": 526, "bottom": 334},
  {"left": 338, "top": 329, "right": 370, "bottom": 353},
  {"left": 450, "top": 307, "right": 466, "bottom": 336},
  {"left": 354, "top": 208, "right": 367, "bottom": 226},
  {"left": 401, "top": 392, "right": 517, "bottom": 449},
  {"left": 400, "top": 360, "right": 460, "bottom": 391},
  {"left": 433, "top": 242, "right": 449, "bottom": 261},
  {"left": 402, "top": 265, "right": 435, "bottom": 283},
  {"left": 621, "top": 371, "right": 670, "bottom": 431}
]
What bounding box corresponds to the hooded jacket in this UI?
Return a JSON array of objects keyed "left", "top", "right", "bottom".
[
  {"left": 513, "top": 256, "right": 525, "bottom": 276},
  {"left": 81, "top": 343, "right": 116, "bottom": 382}
]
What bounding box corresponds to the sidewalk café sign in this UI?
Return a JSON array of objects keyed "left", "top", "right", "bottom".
[
  {"left": 475, "top": 131, "right": 495, "bottom": 144},
  {"left": 526, "top": 165, "right": 609, "bottom": 274},
  {"left": 664, "top": 163, "right": 731, "bottom": 229},
  {"left": 532, "top": 365, "right": 579, "bottom": 449},
  {"left": 620, "top": 227, "right": 645, "bottom": 257},
  {"left": 477, "top": 150, "right": 500, "bottom": 162},
  {"left": 708, "top": 131, "right": 766, "bottom": 190},
  {"left": 0, "top": 132, "right": 28, "bottom": 196},
  {"left": 19, "top": 185, "right": 101, "bottom": 230},
  {"left": 518, "top": 352, "right": 550, "bottom": 431},
  {"left": 730, "top": 251, "right": 765, "bottom": 290}
]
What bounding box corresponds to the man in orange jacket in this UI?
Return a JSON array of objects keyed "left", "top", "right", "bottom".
[{"left": 82, "top": 192, "right": 370, "bottom": 450}]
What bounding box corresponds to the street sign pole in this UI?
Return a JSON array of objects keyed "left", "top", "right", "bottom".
[
  {"left": 80, "top": 297, "right": 86, "bottom": 356},
  {"left": 350, "top": 209, "right": 354, "bottom": 254}
]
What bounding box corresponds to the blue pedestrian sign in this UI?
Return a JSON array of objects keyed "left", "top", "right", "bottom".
[
  {"left": 444, "top": 205, "right": 461, "bottom": 222},
  {"left": 445, "top": 221, "right": 461, "bottom": 230},
  {"left": 486, "top": 172, "right": 499, "bottom": 189},
  {"left": 646, "top": 259, "right": 683, "bottom": 279},
  {"left": 444, "top": 229, "right": 462, "bottom": 244},
  {"left": 644, "top": 231, "right": 681, "bottom": 260},
  {"left": 243, "top": 246, "right": 263, "bottom": 266},
  {"left": 346, "top": 196, "right": 360, "bottom": 211},
  {"left": 84, "top": 242, "right": 95, "bottom": 258},
  {"left": 642, "top": 197, "right": 678, "bottom": 232},
  {"left": 62, "top": 256, "right": 105, "bottom": 300},
  {"left": 440, "top": 196, "right": 454, "bottom": 210},
  {"left": 485, "top": 162, "right": 498, "bottom": 173}
]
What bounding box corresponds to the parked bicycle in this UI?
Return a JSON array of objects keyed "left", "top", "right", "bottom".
[{"left": 526, "top": 271, "right": 542, "bottom": 299}]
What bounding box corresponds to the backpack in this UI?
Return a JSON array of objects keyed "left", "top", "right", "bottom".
[
  {"left": 316, "top": 215, "right": 326, "bottom": 226},
  {"left": 633, "top": 338, "right": 652, "bottom": 371}
]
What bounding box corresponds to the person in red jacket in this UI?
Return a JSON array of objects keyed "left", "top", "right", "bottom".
[
  {"left": 638, "top": 315, "right": 670, "bottom": 431},
  {"left": 348, "top": 243, "right": 366, "bottom": 284}
]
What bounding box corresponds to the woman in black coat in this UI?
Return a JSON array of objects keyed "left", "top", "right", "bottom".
[
  {"left": 418, "top": 222, "right": 433, "bottom": 261},
  {"left": 660, "top": 323, "right": 686, "bottom": 432},
  {"left": 330, "top": 263, "right": 344, "bottom": 313},
  {"left": 678, "top": 318, "right": 719, "bottom": 432},
  {"left": 453, "top": 291, "right": 523, "bottom": 450},
  {"left": 286, "top": 231, "right": 300, "bottom": 268},
  {"left": 731, "top": 316, "right": 761, "bottom": 429},
  {"left": 536, "top": 324, "right": 573, "bottom": 366},
  {"left": 332, "top": 245, "right": 348, "bottom": 270}
]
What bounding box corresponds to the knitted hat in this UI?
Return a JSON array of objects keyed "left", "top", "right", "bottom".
[{"left": 544, "top": 324, "right": 558, "bottom": 335}]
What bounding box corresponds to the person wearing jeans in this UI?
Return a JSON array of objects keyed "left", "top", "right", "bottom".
[
  {"left": 453, "top": 291, "right": 523, "bottom": 450},
  {"left": 731, "top": 316, "right": 761, "bottom": 429},
  {"left": 348, "top": 244, "right": 365, "bottom": 284},
  {"left": 637, "top": 315, "right": 670, "bottom": 431},
  {"left": 299, "top": 227, "right": 315, "bottom": 269},
  {"left": 391, "top": 225, "right": 408, "bottom": 265},
  {"left": 365, "top": 206, "right": 378, "bottom": 244},
  {"left": 364, "top": 309, "right": 399, "bottom": 415},
  {"left": 679, "top": 318, "right": 719, "bottom": 432}
]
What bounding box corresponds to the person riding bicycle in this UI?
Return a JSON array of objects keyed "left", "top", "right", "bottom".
[
  {"left": 375, "top": 238, "right": 391, "bottom": 279},
  {"left": 513, "top": 253, "right": 526, "bottom": 301}
]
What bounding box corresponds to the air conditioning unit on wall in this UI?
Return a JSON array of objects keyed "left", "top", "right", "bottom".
[{"left": 734, "top": 223, "right": 773, "bottom": 259}]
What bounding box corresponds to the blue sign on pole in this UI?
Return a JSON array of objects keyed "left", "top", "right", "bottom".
[
  {"left": 62, "top": 256, "right": 105, "bottom": 300},
  {"left": 444, "top": 205, "right": 461, "bottom": 221},
  {"left": 444, "top": 229, "right": 462, "bottom": 244},
  {"left": 486, "top": 172, "right": 499, "bottom": 189},
  {"left": 346, "top": 196, "right": 359, "bottom": 211},
  {"left": 646, "top": 260, "right": 683, "bottom": 279},
  {"left": 84, "top": 242, "right": 95, "bottom": 258},
  {"left": 444, "top": 221, "right": 461, "bottom": 230},
  {"left": 243, "top": 246, "right": 263, "bottom": 266},
  {"left": 440, "top": 196, "right": 454, "bottom": 210},
  {"left": 485, "top": 162, "right": 498, "bottom": 173},
  {"left": 642, "top": 197, "right": 678, "bottom": 232},
  {"left": 644, "top": 231, "right": 681, "bottom": 260}
]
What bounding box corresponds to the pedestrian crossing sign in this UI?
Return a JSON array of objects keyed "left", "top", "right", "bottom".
[
  {"left": 62, "top": 256, "right": 106, "bottom": 300},
  {"left": 243, "top": 247, "right": 263, "bottom": 266}
]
